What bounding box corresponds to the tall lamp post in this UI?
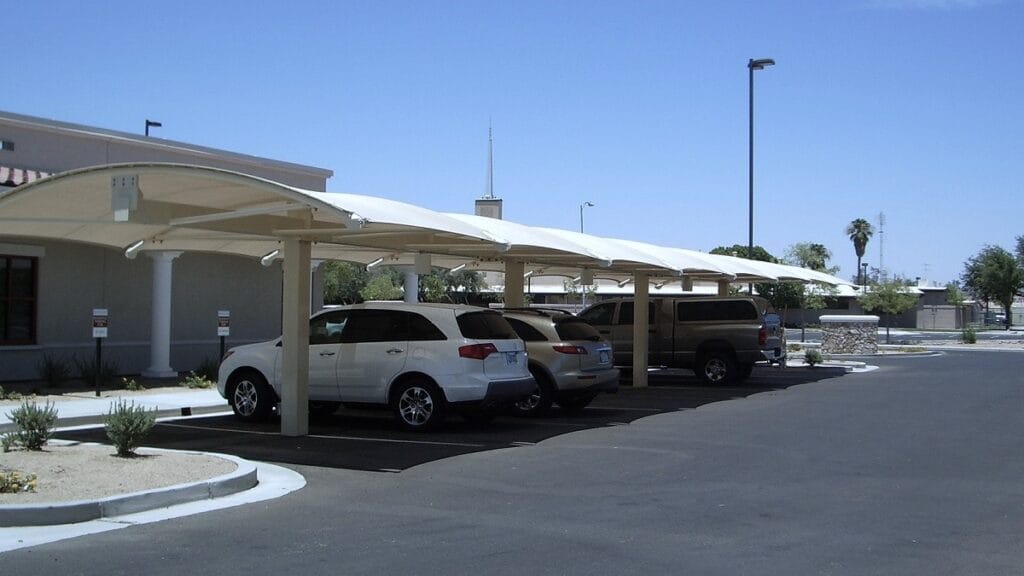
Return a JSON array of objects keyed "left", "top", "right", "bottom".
[
  {"left": 580, "top": 201, "right": 594, "bottom": 307},
  {"left": 748, "top": 57, "right": 775, "bottom": 294},
  {"left": 862, "top": 262, "right": 869, "bottom": 287},
  {"left": 145, "top": 119, "right": 162, "bottom": 137}
]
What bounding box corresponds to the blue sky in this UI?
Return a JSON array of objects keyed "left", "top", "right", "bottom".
[{"left": 6, "top": 0, "right": 1022, "bottom": 284}]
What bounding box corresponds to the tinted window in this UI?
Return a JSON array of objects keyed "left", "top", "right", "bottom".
[
  {"left": 505, "top": 317, "right": 548, "bottom": 342},
  {"left": 341, "top": 310, "right": 409, "bottom": 343},
  {"left": 1, "top": 256, "right": 38, "bottom": 345},
  {"left": 457, "top": 311, "right": 517, "bottom": 339},
  {"left": 579, "top": 303, "right": 615, "bottom": 325},
  {"left": 408, "top": 312, "right": 446, "bottom": 341},
  {"left": 677, "top": 300, "right": 758, "bottom": 322},
  {"left": 554, "top": 318, "right": 602, "bottom": 341},
  {"left": 309, "top": 310, "right": 348, "bottom": 344},
  {"left": 616, "top": 301, "right": 655, "bottom": 325}
]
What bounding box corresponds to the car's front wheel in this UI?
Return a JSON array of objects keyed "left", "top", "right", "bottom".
[
  {"left": 392, "top": 379, "right": 446, "bottom": 431},
  {"left": 229, "top": 370, "right": 275, "bottom": 422}
]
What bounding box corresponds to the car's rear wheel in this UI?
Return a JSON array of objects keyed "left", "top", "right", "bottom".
[
  {"left": 230, "top": 370, "right": 275, "bottom": 422},
  {"left": 393, "top": 379, "right": 446, "bottom": 431},
  {"left": 698, "top": 351, "right": 737, "bottom": 385},
  {"left": 512, "top": 366, "right": 555, "bottom": 417}
]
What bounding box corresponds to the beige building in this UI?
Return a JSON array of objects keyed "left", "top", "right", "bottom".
[{"left": 0, "top": 111, "right": 332, "bottom": 381}]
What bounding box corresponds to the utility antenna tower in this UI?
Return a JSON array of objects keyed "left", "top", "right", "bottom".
[
  {"left": 486, "top": 121, "right": 494, "bottom": 199},
  {"left": 878, "top": 211, "right": 886, "bottom": 281}
]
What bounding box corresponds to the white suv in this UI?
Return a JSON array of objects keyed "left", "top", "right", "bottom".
[{"left": 217, "top": 302, "right": 535, "bottom": 430}]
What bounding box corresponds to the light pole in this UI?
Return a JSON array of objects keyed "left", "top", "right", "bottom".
[
  {"left": 579, "top": 201, "right": 594, "bottom": 233},
  {"left": 579, "top": 201, "right": 594, "bottom": 307},
  {"left": 862, "top": 262, "right": 869, "bottom": 287},
  {"left": 145, "top": 119, "right": 162, "bottom": 137},
  {"left": 748, "top": 57, "right": 774, "bottom": 293}
]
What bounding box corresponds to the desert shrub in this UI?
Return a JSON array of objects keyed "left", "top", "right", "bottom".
[
  {"left": 804, "top": 349, "right": 824, "bottom": 367},
  {"left": 0, "top": 470, "right": 38, "bottom": 494},
  {"left": 36, "top": 353, "right": 72, "bottom": 388},
  {"left": 194, "top": 357, "right": 220, "bottom": 382},
  {"left": 3, "top": 401, "right": 58, "bottom": 451},
  {"left": 182, "top": 371, "right": 214, "bottom": 389},
  {"left": 73, "top": 355, "right": 120, "bottom": 386},
  {"left": 961, "top": 327, "right": 977, "bottom": 344},
  {"left": 0, "top": 385, "right": 23, "bottom": 401},
  {"left": 787, "top": 343, "right": 803, "bottom": 352},
  {"left": 104, "top": 399, "right": 157, "bottom": 457},
  {"left": 121, "top": 376, "right": 145, "bottom": 391}
]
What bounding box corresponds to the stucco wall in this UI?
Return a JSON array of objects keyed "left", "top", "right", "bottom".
[{"left": 0, "top": 239, "right": 283, "bottom": 381}]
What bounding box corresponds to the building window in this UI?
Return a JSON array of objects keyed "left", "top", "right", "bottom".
[{"left": 0, "top": 255, "right": 37, "bottom": 345}]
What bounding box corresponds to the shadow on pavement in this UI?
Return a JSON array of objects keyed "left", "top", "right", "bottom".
[{"left": 55, "top": 365, "right": 848, "bottom": 473}]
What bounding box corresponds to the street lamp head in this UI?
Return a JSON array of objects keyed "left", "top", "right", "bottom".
[
  {"left": 748, "top": 58, "right": 776, "bottom": 70},
  {"left": 583, "top": 201, "right": 595, "bottom": 208}
]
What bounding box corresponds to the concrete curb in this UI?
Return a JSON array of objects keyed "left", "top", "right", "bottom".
[{"left": 0, "top": 447, "right": 258, "bottom": 527}]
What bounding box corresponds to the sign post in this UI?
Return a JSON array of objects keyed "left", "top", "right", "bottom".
[
  {"left": 91, "top": 309, "right": 108, "bottom": 397},
  {"left": 217, "top": 310, "right": 231, "bottom": 359}
]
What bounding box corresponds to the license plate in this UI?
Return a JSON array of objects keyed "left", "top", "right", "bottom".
[
  {"left": 599, "top": 350, "right": 610, "bottom": 364},
  {"left": 506, "top": 352, "right": 518, "bottom": 365}
]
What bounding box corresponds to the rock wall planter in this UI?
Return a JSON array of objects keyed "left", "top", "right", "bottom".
[{"left": 821, "top": 315, "right": 879, "bottom": 354}]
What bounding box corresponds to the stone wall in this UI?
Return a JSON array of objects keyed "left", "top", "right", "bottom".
[{"left": 820, "top": 315, "right": 879, "bottom": 354}]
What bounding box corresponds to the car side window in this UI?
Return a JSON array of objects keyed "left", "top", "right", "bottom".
[
  {"left": 677, "top": 300, "right": 758, "bottom": 322},
  {"left": 579, "top": 303, "right": 615, "bottom": 326},
  {"left": 616, "top": 302, "right": 655, "bottom": 325},
  {"left": 309, "top": 311, "right": 348, "bottom": 345},
  {"left": 505, "top": 317, "right": 548, "bottom": 342},
  {"left": 407, "top": 312, "right": 447, "bottom": 341},
  {"left": 340, "top": 310, "right": 409, "bottom": 343}
]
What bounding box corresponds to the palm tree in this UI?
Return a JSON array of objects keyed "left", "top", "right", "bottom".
[{"left": 846, "top": 218, "right": 874, "bottom": 285}]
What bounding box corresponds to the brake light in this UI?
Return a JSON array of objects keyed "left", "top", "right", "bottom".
[
  {"left": 758, "top": 326, "right": 768, "bottom": 346},
  {"left": 459, "top": 343, "right": 499, "bottom": 360},
  {"left": 552, "top": 345, "right": 587, "bottom": 355}
]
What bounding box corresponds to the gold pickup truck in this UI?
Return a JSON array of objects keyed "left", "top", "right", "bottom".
[{"left": 578, "top": 296, "right": 786, "bottom": 384}]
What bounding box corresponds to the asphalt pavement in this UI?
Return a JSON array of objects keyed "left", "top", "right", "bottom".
[{"left": 4, "top": 349, "right": 1023, "bottom": 574}]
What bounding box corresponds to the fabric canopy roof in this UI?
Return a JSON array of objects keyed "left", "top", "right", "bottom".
[{"left": 0, "top": 162, "right": 852, "bottom": 286}]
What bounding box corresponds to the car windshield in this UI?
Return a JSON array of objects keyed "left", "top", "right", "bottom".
[{"left": 555, "top": 318, "right": 603, "bottom": 341}]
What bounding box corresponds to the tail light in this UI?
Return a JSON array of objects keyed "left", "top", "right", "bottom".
[
  {"left": 758, "top": 326, "right": 768, "bottom": 346},
  {"left": 459, "top": 343, "right": 499, "bottom": 359},
  {"left": 552, "top": 345, "right": 587, "bottom": 355}
]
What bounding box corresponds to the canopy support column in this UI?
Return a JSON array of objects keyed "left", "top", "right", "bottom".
[
  {"left": 633, "top": 272, "right": 649, "bottom": 388},
  {"left": 718, "top": 280, "right": 730, "bottom": 296},
  {"left": 281, "top": 238, "right": 311, "bottom": 437},
  {"left": 504, "top": 260, "right": 526, "bottom": 308},
  {"left": 142, "top": 251, "right": 182, "bottom": 379},
  {"left": 403, "top": 267, "right": 419, "bottom": 303}
]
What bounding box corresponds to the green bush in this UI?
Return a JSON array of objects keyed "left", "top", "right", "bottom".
[
  {"left": 3, "top": 401, "right": 58, "bottom": 451},
  {"left": 183, "top": 371, "right": 214, "bottom": 389},
  {"left": 73, "top": 355, "right": 120, "bottom": 386},
  {"left": 121, "top": 376, "right": 145, "bottom": 391},
  {"left": 0, "top": 470, "right": 38, "bottom": 494},
  {"left": 0, "top": 385, "right": 23, "bottom": 401},
  {"left": 36, "top": 353, "right": 72, "bottom": 388},
  {"left": 804, "top": 349, "right": 824, "bottom": 367},
  {"left": 961, "top": 327, "right": 977, "bottom": 344},
  {"left": 104, "top": 399, "right": 156, "bottom": 457}
]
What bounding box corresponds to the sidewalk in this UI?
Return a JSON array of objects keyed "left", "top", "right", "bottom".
[{"left": 0, "top": 387, "right": 230, "bottom": 432}]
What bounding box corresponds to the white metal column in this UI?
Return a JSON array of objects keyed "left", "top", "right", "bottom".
[
  {"left": 504, "top": 260, "right": 526, "bottom": 308},
  {"left": 718, "top": 280, "right": 730, "bottom": 296},
  {"left": 633, "top": 272, "right": 650, "bottom": 388},
  {"left": 281, "top": 238, "right": 311, "bottom": 437},
  {"left": 403, "top": 267, "right": 419, "bottom": 303},
  {"left": 142, "top": 251, "right": 182, "bottom": 378}
]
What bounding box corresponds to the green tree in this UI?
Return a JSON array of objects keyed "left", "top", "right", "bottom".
[
  {"left": 858, "top": 280, "right": 919, "bottom": 343},
  {"left": 710, "top": 244, "right": 776, "bottom": 299},
  {"left": 359, "top": 274, "right": 403, "bottom": 301},
  {"left": 785, "top": 242, "right": 838, "bottom": 275},
  {"left": 961, "top": 245, "right": 1024, "bottom": 330},
  {"left": 845, "top": 218, "right": 874, "bottom": 285}
]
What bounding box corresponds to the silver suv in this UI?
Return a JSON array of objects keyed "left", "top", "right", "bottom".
[
  {"left": 217, "top": 302, "right": 535, "bottom": 430},
  {"left": 499, "top": 308, "right": 620, "bottom": 416}
]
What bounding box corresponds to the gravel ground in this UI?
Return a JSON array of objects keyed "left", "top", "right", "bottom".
[{"left": 0, "top": 442, "right": 236, "bottom": 504}]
